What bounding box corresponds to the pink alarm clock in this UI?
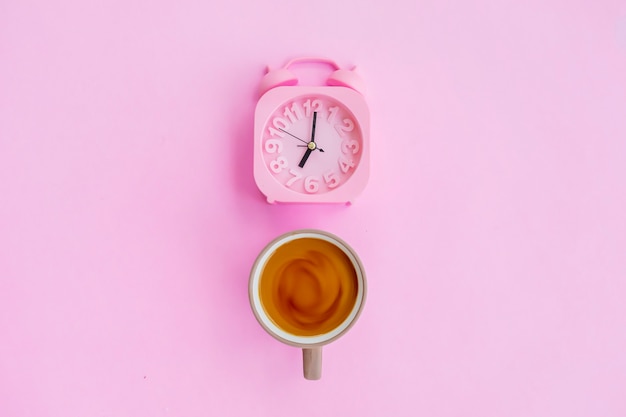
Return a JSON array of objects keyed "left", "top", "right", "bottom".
[{"left": 254, "top": 57, "right": 370, "bottom": 204}]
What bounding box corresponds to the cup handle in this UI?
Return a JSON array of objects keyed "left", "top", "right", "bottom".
[{"left": 302, "top": 347, "right": 322, "bottom": 380}]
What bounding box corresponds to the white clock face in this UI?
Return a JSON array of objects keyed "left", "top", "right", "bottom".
[{"left": 260, "top": 95, "right": 363, "bottom": 195}]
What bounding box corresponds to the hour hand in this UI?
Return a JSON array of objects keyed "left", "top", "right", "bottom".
[{"left": 298, "top": 148, "right": 313, "bottom": 168}]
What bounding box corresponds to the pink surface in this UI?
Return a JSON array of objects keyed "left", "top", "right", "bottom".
[{"left": 1, "top": 0, "right": 626, "bottom": 416}]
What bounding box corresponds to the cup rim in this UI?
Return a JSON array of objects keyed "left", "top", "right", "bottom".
[{"left": 249, "top": 229, "right": 367, "bottom": 348}]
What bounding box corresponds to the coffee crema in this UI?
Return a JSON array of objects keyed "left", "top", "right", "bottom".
[{"left": 259, "top": 238, "right": 358, "bottom": 337}]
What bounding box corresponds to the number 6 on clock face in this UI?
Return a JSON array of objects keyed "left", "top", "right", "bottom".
[{"left": 254, "top": 86, "right": 370, "bottom": 204}]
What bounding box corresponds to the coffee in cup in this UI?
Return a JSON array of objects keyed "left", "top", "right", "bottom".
[{"left": 249, "top": 229, "right": 366, "bottom": 380}]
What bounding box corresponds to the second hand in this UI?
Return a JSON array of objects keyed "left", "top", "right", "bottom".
[{"left": 278, "top": 128, "right": 324, "bottom": 152}]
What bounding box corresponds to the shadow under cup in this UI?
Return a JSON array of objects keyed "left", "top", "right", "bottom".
[{"left": 249, "top": 230, "right": 366, "bottom": 379}]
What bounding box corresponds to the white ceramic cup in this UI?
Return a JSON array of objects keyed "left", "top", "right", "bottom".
[{"left": 249, "top": 229, "right": 367, "bottom": 380}]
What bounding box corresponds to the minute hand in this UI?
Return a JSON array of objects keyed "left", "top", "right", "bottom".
[{"left": 309, "top": 111, "right": 317, "bottom": 143}]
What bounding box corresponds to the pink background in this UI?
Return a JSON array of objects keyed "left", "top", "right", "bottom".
[{"left": 1, "top": 0, "right": 626, "bottom": 415}]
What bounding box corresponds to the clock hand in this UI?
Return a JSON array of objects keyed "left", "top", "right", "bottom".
[
  {"left": 298, "top": 148, "right": 313, "bottom": 168},
  {"left": 279, "top": 116, "right": 324, "bottom": 151},
  {"left": 278, "top": 128, "right": 308, "bottom": 145},
  {"left": 297, "top": 145, "right": 324, "bottom": 152},
  {"left": 310, "top": 111, "right": 317, "bottom": 143},
  {"left": 298, "top": 112, "right": 318, "bottom": 168}
]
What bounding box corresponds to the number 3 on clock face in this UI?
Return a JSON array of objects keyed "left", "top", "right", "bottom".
[{"left": 254, "top": 87, "right": 370, "bottom": 204}]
